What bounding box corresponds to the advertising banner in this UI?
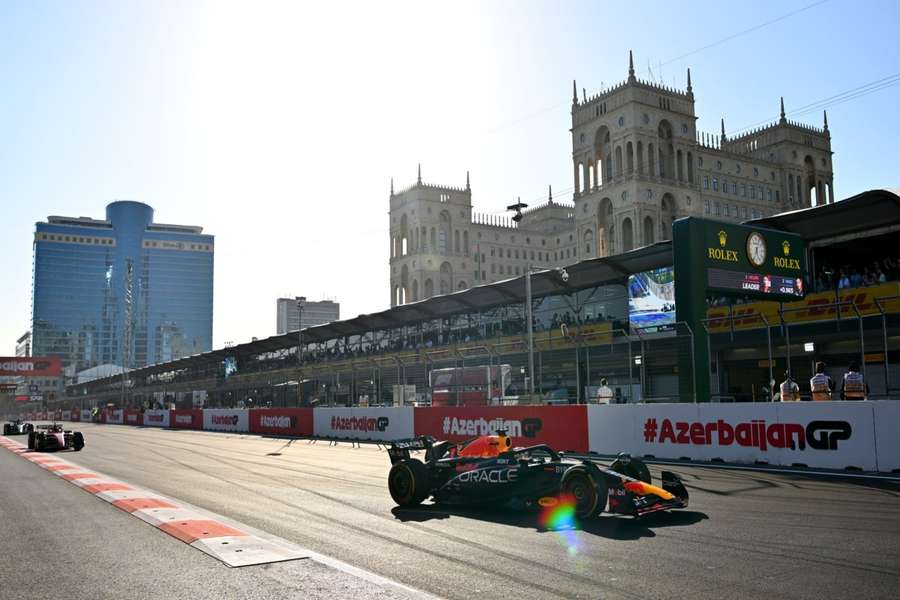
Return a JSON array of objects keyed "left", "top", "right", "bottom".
[
  {"left": 0, "top": 356, "right": 62, "bottom": 377},
  {"left": 61, "top": 410, "right": 71, "bottom": 421},
  {"left": 143, "top": 409, "right": 171, "bottom": 428},
  {"left": 314, "top": 407, "right": 414, "bottom": 442},
  {"left": 415, "top": 406, "right": 589, "bottom": 453},
  {"left": 80, "top": 409, "right": 92, "bottom": 422},
  {"left": 203, "top": 409, "right": 249, "bottom": 433},
  {"left": 250, "top": 408, "right": 313, "bottom": 437},
  {"left": 171, "top": 409, "right": 202, "bottom": 429},
  {"left": 588, "top": 402, "right": 878, "bottom": 471},
  {"left": 124, "top": 410, "right": 142, "bottom": 426},
  {"left": 105, "top": 409, "right": 124, "bottom": 425},
  {"left": 70, "top": 410, "right": 80, "bottom": 422},
  {"left": 872, "top": 401, "right": 900, "bottom": 472}
]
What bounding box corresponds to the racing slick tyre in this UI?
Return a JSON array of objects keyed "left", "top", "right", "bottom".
[
  {"left": 27, "top": 432, "right": 35, "bottom": 450},
  {"left": 388, "top": 458, "right": 430, "bottom": 507},
  {"left": 2, "top": 424, "right": 9, "bottom": 435},
  {"left": 73, "top": 432, "right": 84, "bottom": 451},
  {"left": 610, "top": 454, "right": 651, "bottom": 484},
  {"left": 561, "top": 467, "right": 608, "bottom": 519}
]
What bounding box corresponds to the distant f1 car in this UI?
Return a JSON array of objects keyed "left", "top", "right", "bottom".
[
  {"left": 28, "top": 423, "right": 84, "bottom": 452},
  {"left": 3, "top": 419, "right": 34, "bottom": 436},
  {"left": 387, "top": 432, "right": 688, "bottom": 519}
]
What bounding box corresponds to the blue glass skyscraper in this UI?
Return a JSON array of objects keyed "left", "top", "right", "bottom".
[{"left": 31, "top": 201, "right": 214, "bottom": 375}]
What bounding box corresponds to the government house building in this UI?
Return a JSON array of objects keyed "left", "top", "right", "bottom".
[{"left": 389, "top": 52, "right": 834, "bottom": 306}]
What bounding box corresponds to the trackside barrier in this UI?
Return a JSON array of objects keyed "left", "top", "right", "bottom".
[
  {"left": 203, "top": 409, "right": 249, "bottom": 433},
  {"left": 587, "top": 402, "right": 882, "bottom": 471},
  {"left": 80, "top": 409, "right": 92, "bottom": 422},
  {"left": 171, "top": 409, "right": 202, "bottom": 430},
  {"left": 250, "top": 408, "right": 313, "bottom": 437},
  {"left": 124, "top": 409, "right": 142, "bottom": 426},
  {"left": 314, "top": 407, "right": 413, "bottom": 442},
  {"left": 70, "top": 410, "right": 80, "bottom": 422},
  {"left": 873, "top": 402, "right": 900, "bottom": 472},
  {"left": 61, "top": 410, "right": 71, "bottom": 421},
  {"left": 143, "top": 409, "right": 170, "bottom": 428},
  {"left": 414, "top": 406, "right": 589, "bottom": 453},
  {"left": 105, "top": 409, "right": 124, "bottom": 425}
]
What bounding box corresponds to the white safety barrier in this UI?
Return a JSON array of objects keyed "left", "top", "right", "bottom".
[
  {"left": 873, "top": 401, "right": 900, "bottom": 472},
  {"left": 314, "top": 407, "right": 413, "bottom": 442},
  {"left": 588, "top": 402, "right": 883, "bottom": 471},
  {"left": 143, "top": 409, "right": 170, "bottom": 428},
  {"left": 203, "top": 409, "right": 249, "bottom": 432},
  {"left": 61, "top": 410, "right": 71, "bottom": 420},
  {"left": 106, "top": 409, "right": 124, "bottom": 425},
  {"left": 80, "top": 409, "right": 92, "bottom": 422}
]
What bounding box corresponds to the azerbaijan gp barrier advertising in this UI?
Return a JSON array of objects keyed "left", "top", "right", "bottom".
[
  {"left": 142, "top": 409, "right": 170, "bottom": 428},
  {"left": 70, "top": 410, "right": 80, "bottom": 422},
  {"left": 414, "top": 406, "right": 589, "bottom": 453},
  {"left": 105, "top": 409, "right": 124, "bottom": 425},
  {"left": 80, "top": 409, "right": 92, "bottom": 422},
  {"left": 250, "top": 408, "right": 313, "bottom": 437},
  {"left": 124, "top": 410, "right": 142, "bottom": 426},
  {"left": 203, "top": 409, "right": 249, "bottom": 433},
  {"left": 314, "top": 407, "right": 413, "bottom": 442},
  {"left": 587, "top": 402, "right": 879, "bottom": 471},
  {"left": 170, "top": 409, "right": 202, "bottom": 429}
]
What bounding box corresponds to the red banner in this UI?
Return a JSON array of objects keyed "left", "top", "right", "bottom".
[
  {"left": 124, "top": 410, "right": 143, "bottom": 426},
  {"left": 249, "top": 408, "right": 313, "bottom": 437},
  {"left": 414, "top": 406, "right": 589, "bottom": 453},
  {"left": 70, "top": 410, "right": 81, "bottom": 422},
  {"left": 15, "top": 395, "right": 29, "bottom": 403},
  {"left": 170, "top": 409, "right": 202, "bottom": 429},
  {"left": 0, "top": 357, "right": 62, "bottom": 377}
]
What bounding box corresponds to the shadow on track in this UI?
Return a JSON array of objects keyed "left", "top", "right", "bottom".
[{"left": 391, "top": 505, "right": 707, "bottom": 540}]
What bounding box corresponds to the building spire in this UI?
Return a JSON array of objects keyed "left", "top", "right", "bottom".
[
  {"left": 823, "top": 110, "right": 829, "bottom": 131},
  {"left": 548, "top": 185, "right": 553, "bottom": 203},
  {"left": 417, "top": 163, "right": 422, "bottom": 185},
  {"left": 779, "top": 96, "right": 786, "bottom": 124},
  {"left": 466, "top": 170, "right": 470, "bottom": 190},
  {"left": 628, "top": 50, "right": 635, "bottom": 82},
  {"left": 720, "top": 118, "right": 726, "bottom": 142},
  {"left": 686, "top": 67, "right": 692, "bottom": 93},
  {"left": 390, "top": 177, "right": 394, "bottom": 196},
  {"left": 572, "top": 79, "right": 578, "bottom": 105}
]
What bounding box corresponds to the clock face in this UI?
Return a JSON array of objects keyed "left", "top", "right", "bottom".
[{"left": 747, "top": 232, "right": 767, "bottom": 267}]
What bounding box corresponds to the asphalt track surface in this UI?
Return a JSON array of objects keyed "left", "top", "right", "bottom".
[{"left": 3, "top": 423, "right": 899, "bottom": 600}]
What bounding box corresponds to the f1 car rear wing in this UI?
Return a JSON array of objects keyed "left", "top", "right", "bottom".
[{"left": 388, "top": 436, "right": 436, "bottom": 464}]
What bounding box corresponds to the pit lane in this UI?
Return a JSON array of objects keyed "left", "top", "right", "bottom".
[{"left": 9, "top": 422, "right": 900, "bottom": 600}]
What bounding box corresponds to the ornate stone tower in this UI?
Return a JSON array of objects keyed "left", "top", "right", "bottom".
[
  {"left": 388, "top": 166, "right": 474, "bottom": 306},
  {"left": 571, "top": 51, "right": 699, "bottom": 259}
]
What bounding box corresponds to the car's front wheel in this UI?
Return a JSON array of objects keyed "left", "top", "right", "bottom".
[
  {"left": 388, "top": 459, "right": 430, "bottom": 507},
  {"left": 561, "top": 467, "right": 608, "bottom": 519},
  {"left": 73, "top": 432, "right": 84, "bottom": 451}
]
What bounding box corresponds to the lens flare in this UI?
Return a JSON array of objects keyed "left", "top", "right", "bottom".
[{"left": 539, "top": 494, "right": 581, "bottom": 555}]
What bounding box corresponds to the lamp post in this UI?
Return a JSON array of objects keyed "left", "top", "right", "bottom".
[{"left": 296, "top": 296, "right": 306, "bottom": 366}]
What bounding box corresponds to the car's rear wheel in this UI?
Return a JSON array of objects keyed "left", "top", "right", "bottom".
[
  {"left": 610, "top": 454, "right": 651, "bottom": 483},
  {"left": 2, "top": 424, "right": 9, "bottom": 435},
  {"left": 73, "top": 432, "right": 84, "bottom": 451},
  {"left": 27, "top": 432, "right": 35, "bottom": 450},
  {"left": 561, "top": 467, "right": 607, "bottom": 519},
  {"left": 388, "top": 459, "right": 430, "bottom": 506}
]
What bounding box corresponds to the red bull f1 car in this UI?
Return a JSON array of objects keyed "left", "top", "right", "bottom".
[
  {"left": 28, "top": 423, "right": 84, "bottom": 452},
  {"left": 3, "top": 419, "right": 34, "bottom": 436},
  {"left": 387, "top": 432, "right": 688, "bottom": 519}
]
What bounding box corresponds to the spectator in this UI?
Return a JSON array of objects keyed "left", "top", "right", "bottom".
[{"left": 595, "top": 378, "right": 614, "bottom": 404}]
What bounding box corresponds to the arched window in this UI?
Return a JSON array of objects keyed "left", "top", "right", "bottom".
[
  {"left": 412, "top": 279, "right": 419, "bottom": 302},
  {"left": 463, "top": 231, "right": 469, "bottom": 255},
  {"left": 454, "top": 230, "right": 460, "bottom": 254},
  {"left": 400, "top": 214, "right": 409, "bottom": 256},
  {"left": 424, "top": 278, "right": 434, "bottom": 298},
  {"left": 622, "top": 218, "right": 634, "bottom": 252},
  {"left": 687, "top": 151, "right": 694, "bottom": 183},
  {"left": 626, "top": 141, "right": 634, "bottom": 174},
  {"left": 584, "top": 229, "right": 594, "bottom": 255},
  {"left": 648, "top": 142, "right": 656, "bottom": 177},
  {"left": 439, "top": 262, "right": 452, "bottom": 295},
  {"left": 615, "top": 146, "right": 624, "bottom": 178},
  {"left": 636, "top": 141, "right": 644, "bottom": 174},
  {"left": 643, "top": 216, "right": 654, "bottom": 245},
  {"left": 439, "top": 211, "right": 452, "bottom": 254}
]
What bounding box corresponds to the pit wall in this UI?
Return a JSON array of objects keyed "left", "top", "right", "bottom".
[{"left": 22, "top": 402, "right": 899, "bottom": 473}]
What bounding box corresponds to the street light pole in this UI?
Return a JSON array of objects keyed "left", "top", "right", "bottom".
[
  {"left": 525, "top": 267, "right": 535, "bottom": 397},
  {"left": 297, "top": 296, "right": 306, "bottom": 366}
]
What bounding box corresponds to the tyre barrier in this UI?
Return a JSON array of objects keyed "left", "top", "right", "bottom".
[{"left": 24, "top": 401, "right": 900, "bottom": 472}]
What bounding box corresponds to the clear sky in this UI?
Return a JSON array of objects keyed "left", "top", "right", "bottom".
[{"left": 1, "top": 0, "right": 898, "bottom": 352}]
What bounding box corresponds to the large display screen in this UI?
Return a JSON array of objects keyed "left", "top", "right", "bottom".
[
  {"left": 629, "top": 267, "right": 676, "bottom": 330},
  {"left": 707, "top": 268, "right": 804, "bottom": 297}
]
